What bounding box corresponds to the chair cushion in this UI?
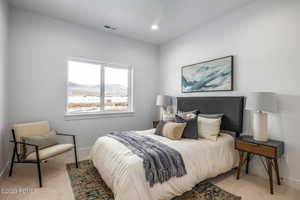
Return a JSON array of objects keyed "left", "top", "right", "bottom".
[
  {"left": 25, "top": 144, "right": 74, "bottom": 161},
  {"left": 21, "top": 129, "right": 59, "bottom": 159},
  {"left": 22, "top": 129, "right": 58, "bottom": 149},
  {"left": 14, "top": 121, "right": 50, "bottom": 154}
]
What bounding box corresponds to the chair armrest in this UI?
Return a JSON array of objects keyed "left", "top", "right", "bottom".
[
  {"left": 10, "top": 140, "right": 39, "bottom": 148},
  {"left": 10, "top": 140, "right": 40, "bottom": 162},
  {"left": 56, "top": 133, "right": 76, "bottom": 137},
  {"left": 56, "top": 133, "right": 77, "bottom": 147}
]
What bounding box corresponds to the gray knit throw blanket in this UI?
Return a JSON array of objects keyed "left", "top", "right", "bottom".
[{"left": 107, "top": 131, "right": 187, "bottom": 187}]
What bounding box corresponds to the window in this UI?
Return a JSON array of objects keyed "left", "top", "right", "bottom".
[{"left": 67, "top": 59, "right": 132, "bottom": 115}]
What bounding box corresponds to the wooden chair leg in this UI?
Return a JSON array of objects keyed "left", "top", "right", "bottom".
[
  {"left": 267, "top": 159, "right": 274, "bottom": 194},
  {"left": 246, "top": 153, "right": 250, "bottom": 174},
  {"left": 37, "top": 162, "right": 42, "bottom": 187},
  {"left": 274, "top": 158, "right": 281, "bottom": 185},
  {"left": 8, "top": 147, "right": 16, "bottom": 177},
  {"left": 236, "top": 151, "right": 244, "bottom": 180}
]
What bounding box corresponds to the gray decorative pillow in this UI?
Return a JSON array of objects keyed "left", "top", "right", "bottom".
[
  {"left": 21, "top": 129, "right": 58, "bottom": 158},
  {"left": 178, "top": 109, "right": 199, "bottom": 115},
  {"left": 175, "top": 115, "right": 198, "bottom": 139}
]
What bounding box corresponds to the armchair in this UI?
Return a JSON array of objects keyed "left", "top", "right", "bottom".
[{"left": 8, "top": 121, "right": 78, "bottom": 187}]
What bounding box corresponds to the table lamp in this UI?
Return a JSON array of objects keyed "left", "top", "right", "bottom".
[
  {"left": 156, "top": 95, "right": 172, "bottom": 120},
  {"left": 246, "top": 92, "right": 278, "bottom": 141}
]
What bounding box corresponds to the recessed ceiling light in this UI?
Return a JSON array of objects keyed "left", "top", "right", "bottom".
[
  {"left": 151, "top": 24, "right": 159, "bottom": 31},
  {"left": 104, "top": 25, "right": 117, "bottom": 30}
]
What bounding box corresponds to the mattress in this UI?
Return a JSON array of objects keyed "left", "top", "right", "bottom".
[{"left": 90, "top": 129, "right": 238, "bottom": 200}]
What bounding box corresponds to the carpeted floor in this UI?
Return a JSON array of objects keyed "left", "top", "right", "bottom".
[
  {"left": 0, "top": 151, "right": 299, "bottom": 200},
  {"left": 66, "top": 160, "right": 241, "bottom": 200}
]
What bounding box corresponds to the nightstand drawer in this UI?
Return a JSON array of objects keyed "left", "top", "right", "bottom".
[{"left": 235, "top": 140, "right": 276, "bottom": 158}]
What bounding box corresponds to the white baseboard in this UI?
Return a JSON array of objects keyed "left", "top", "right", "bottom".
[
  {"left": 282, "top": 177, "right": 300, "bottom": 189},
  {"left": 249, "top": 165, "right": 300, "bottom": 190},
  {"left": 77, "top": 147, "right": 91, "bottom": 152},
  {"left": 255, "top": 173, "right": 300, "bottom": 190}
]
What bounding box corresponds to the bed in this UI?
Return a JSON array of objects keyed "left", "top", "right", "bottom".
[{"left": 90, "top": 96, "right": 245, "bottom": 200}]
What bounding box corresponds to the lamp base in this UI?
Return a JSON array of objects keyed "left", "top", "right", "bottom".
[
  {"left": 160, "top": 107, "right": 164, "bottom": 120},
  {"left": 253, "top": 111, "right": 268, "bottom": 142}
]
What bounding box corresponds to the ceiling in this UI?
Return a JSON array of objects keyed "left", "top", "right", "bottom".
[{"left": 10, "top": 0, "right": 254, "bottom": 45}]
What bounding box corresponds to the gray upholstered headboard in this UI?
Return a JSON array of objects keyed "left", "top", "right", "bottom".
[{"left": 177, "top": 96, "right": 245, "bottom": 137}]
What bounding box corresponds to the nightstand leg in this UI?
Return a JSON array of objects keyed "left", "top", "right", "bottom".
[
  {"left": 246, "top": 153, "right": 250, "bottom": 174},
  {"left": 267, "top": 159, "right": 274, "bottom": 194},
  {"left": 274, "top": 158, "right": 281, "bottom": 185},
  {"left": 236, "top": 151, "right": 244, "bottom": 180}
]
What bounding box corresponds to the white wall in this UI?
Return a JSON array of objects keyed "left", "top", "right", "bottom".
[
  {"left": 0, "top": 0, "right": 8, "bottom": 175},
  {"left": 6, "top": 0, "right": 300, "bottom": 189},
  {"left": 8, "top": 7, "right": 159, "bottom": 149},
  {"left": 159, "top": 0, "right": 300, "bottom": 188}
]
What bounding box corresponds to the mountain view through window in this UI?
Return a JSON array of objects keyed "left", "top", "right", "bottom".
[{"left": 67, "top": 60, "right": 131, "bottom": 113}]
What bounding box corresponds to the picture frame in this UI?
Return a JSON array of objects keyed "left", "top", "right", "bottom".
[{"left": 181, "top": 56, "right": 233, "bottom": 93}]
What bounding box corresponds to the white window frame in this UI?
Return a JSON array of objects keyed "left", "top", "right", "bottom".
[{"left": 65, "top": 57, "right": 134, "bottom": 119}]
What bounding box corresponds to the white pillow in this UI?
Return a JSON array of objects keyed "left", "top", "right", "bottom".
[{"left": 197, "top": 116, "right": 221, "bottom": 141}]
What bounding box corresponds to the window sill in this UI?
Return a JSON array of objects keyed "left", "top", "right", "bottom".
[{"left": 64, "top": 111, "right": 135, "bottom": 121}]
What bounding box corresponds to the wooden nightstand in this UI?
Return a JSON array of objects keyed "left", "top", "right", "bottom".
[
  {"left": 153, "top": 121, "right": 159, "bottom": 128},
  {"left": 235, "top": 135, "right": 284, "bottom": 194}
]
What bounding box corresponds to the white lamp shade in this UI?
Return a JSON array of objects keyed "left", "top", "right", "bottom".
[
  {"left": 246, "top": 92, "right": 278, "bottom": 113},
  {"left": 156, "top": 95, "right": 171, "bottom": 107}
]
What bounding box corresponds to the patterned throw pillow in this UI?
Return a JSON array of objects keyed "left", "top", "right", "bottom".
[{"left": 177, "top": 109, "right": 199, "bottom": 120}]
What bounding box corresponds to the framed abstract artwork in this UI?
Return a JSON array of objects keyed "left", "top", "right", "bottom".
[{"left": 181, "top": 56, "right": 233, "bottom": 93}]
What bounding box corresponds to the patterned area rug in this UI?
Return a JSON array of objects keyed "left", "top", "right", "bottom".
[{"left": 66, "top": 160, "right": 241, "bottom": 200}]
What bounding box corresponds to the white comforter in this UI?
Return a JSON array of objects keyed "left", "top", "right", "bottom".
[{"left": 90, "top": 129, "right": 238, "bottom": 200}]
